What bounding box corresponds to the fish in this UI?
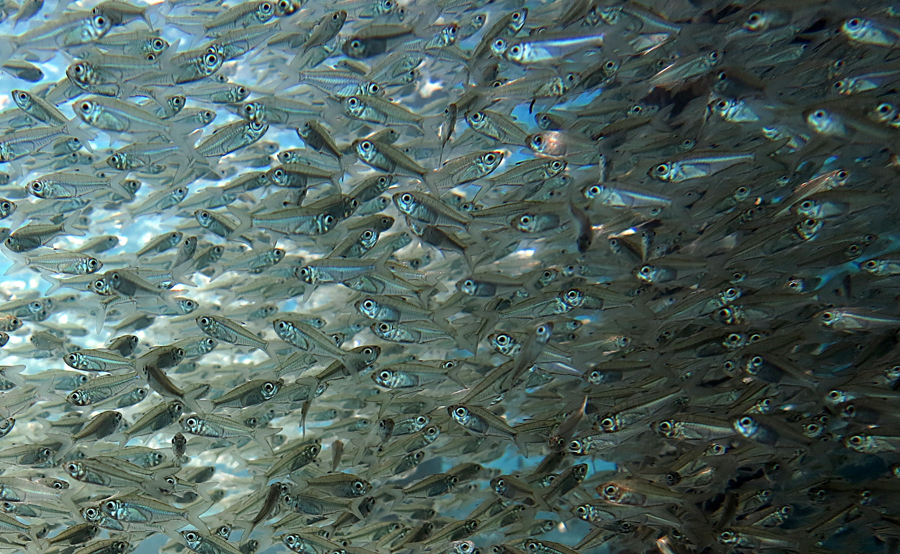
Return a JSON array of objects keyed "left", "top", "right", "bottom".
[{"left": 0, "top": 1, "right": 896, "bottom": 554}]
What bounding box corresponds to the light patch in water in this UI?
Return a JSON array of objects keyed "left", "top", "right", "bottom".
[{"left": 419, "top": 77, "right": 443, "bottom": 98}]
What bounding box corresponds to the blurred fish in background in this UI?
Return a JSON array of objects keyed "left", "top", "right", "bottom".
[{"left": 0, "top": 0, "right": 898, "bottom": 554}]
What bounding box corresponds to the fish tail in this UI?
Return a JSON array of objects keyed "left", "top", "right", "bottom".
[
  {"left": 186, "top": 499, "right": 213, "bottom": 533},
  {"left": 3, "top": 252, "right": 26, "bottom": 276},
  {"left": 64, "top": 117, "right": 97, "bottom": 148},
  {"left": 23, "top": 527, "right": 47, "bottom": 554},
  {"left": 226, "top": 205, "right": 253, "bottom": 239},
  {"left": 108, "top": 174, "right": 135, "bottom": 202},
  {"left": 253, "top": 426, "right": 282, "bottom": 456},
  {"left": 61, "top": 209, "right": 86, "bottom": 237}
]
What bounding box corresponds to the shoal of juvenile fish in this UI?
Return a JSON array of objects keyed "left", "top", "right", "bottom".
[{"left": 0, "top": 0, "right": 899, "bottom": 553}]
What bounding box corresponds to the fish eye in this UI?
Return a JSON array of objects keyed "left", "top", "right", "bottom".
[
  {"left": 105, "top": 501, "right": 116, "bottom": 511},
  {"left": 655, "top": 163, "right": 668, "bottom": 174},
  {"left": 95, "top": 15, "right": 105, "bottom": 26},
  {"left": 847, "top": 17, "right": 861, "bottom": 29},
  {"left": 510, "top": 45, "right": 520, "bottom": 55},
  {"left": 186, "top": 532, "right": 198, "bottom": 541},
  {"left": 348, "top": 97, "right": 359, "bottom": 107},
  {"left": 154, "top": 39, "right": 164, "bottom": 48},
  {"left": 740, "top": 417, "right": 753, "bottom": 426},
  {"left": 821, "top": 311, "right": 833, "bottom": 321},
  {"left": 187, "top": 417, "right": 198, "bottom": 426},
  {"left": 350, "top": 39, "right": 361, "bottom": 49},
  {"left": 849, "top": 435, "right": 863, "bottom": 445},
  {"left": 66, "top": 463, "right": 77, "bottom": 472},
  {"left": 80, "top": 102, "right": 92, "bottom": 112},
  {"left": 485, "top": 153, "right": 496, "bottom": 163},
  {"left": 708, "top": 51, "right": 719, "bottom": 60}
]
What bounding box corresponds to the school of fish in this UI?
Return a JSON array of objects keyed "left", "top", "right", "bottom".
[{"left": 0, "top": 0, "right": 899, "bottom": 553}]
